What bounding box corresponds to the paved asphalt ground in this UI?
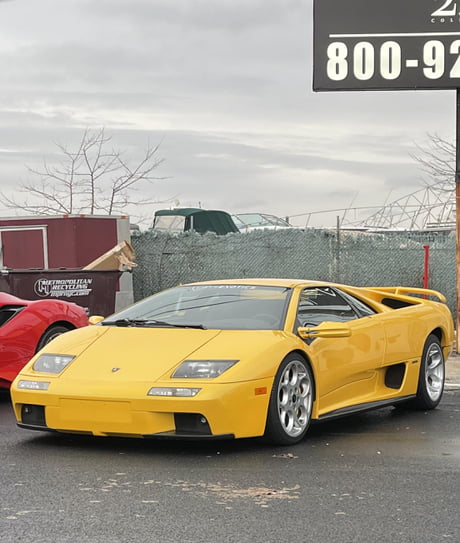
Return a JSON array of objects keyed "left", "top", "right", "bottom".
[{"left": 1, "top": 352, "right": 459, "bottom": 543}]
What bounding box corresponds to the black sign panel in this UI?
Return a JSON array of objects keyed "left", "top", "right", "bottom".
[
  {"left": 313, "top": 0, "right": 460, "bottom": 91},
  {"left": 0, "top": 269, "right": 121, "bottom": 316}
]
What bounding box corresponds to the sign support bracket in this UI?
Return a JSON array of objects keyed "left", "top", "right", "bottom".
[{"left": 456, "top": 88, "right": 460, "bottom": 352}]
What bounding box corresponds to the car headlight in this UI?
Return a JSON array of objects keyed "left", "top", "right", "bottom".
[
  {"left": 33, "top": 354, "right": 75, "bottom": 374},
  {"left": 172, "top": 359, "right": 238, "bottom": 379}
]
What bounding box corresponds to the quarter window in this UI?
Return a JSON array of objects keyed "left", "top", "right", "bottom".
[{"left": 339, "top": 290, "right": 376, "bottom": 317}]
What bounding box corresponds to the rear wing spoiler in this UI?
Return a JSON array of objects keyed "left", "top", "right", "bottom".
[{"left": 369, "top": 286, "right": 446, "bottom": 303}]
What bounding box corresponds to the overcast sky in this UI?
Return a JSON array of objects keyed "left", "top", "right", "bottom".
[{"left": 0, "top": 0, "right": 456, "bottom": 227}]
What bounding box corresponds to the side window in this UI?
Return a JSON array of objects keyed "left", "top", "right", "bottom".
[
  {"left": 339, "top": 290, "right": 376, "bottom": 317},
  {"left": 297, "top": 287, "right": 358, "bottom": 326}
]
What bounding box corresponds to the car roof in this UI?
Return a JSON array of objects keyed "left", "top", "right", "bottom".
[
  {"left": 235, "top": 213, "right": 291, "bottom": 227},
  {"left": 185, "top": 278, "right": 331, "bottom": 289}
]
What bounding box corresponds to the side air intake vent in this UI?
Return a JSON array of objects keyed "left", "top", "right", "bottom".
[{"left": 385, "top": 363, "right": 406, "bottom": 389}]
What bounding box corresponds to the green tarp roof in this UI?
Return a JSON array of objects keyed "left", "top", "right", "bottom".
[{"left": 154, "top": 208, "right": 239, "bottom": 235}]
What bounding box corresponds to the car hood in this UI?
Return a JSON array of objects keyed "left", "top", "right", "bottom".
[
  {"left": 29, "top": 326, "right": 296, "bottom": 384},
  {"left": 53, "top": 327, "right": 222, "bottom": 382}
]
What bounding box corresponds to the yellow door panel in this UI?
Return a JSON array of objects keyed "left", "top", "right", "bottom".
[{"left": 309, "top": 316, "right": 385, "bottom": 411}]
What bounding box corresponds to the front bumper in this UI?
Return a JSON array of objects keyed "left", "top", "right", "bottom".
[
  {"left": 17, "top": 421, "right": 235, "bottom": 440},
  {"left": 12, "top": 378, "right": 273, "bottom": 440}
]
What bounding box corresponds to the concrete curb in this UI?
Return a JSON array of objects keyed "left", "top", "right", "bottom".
[{"left": 445, "top": 353, "right": 460, "bottom": 389}]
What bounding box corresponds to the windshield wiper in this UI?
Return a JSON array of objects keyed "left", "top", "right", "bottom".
[
  {"left": 102, "top": 318, "right": 154, "bottom": 327},
  {"left": 102, "top": 318, "right": 207, "bottom": 329}
]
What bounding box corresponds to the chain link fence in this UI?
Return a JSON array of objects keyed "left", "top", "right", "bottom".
[{"left": 131, "top": 229, "right": 456, "bottom": 316}]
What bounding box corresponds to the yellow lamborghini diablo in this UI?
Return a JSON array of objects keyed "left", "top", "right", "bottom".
[{"left": 10, "top": 279, "right": 454, "bottom": 445}]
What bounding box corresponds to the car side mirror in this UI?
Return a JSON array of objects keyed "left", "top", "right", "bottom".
[
  {"left": 297, "top": 323, "right": 351, "bottom": 339},
  {"left": 88, "top": 315, "right": 105, "bottom": 325}
]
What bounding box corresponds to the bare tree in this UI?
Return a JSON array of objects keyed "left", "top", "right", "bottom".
[
  {"left": 1, "top": 128, "right": 166, "bottom": 217},
  {"left": 411, "top": 133, "right": 455, "bottom": 192}
]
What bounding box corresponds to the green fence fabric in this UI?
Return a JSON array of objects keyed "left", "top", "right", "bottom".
[{"left": 131, "top": 229, "right": 456, "bottom": 316}]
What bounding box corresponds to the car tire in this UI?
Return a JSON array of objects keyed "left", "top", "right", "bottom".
[
  {"left": 413, "top": 334, "right": 445, "bottom": 410},
  {"left": 264, "top": 353, "right": 314, "bottom": 445},
  {"left": 37, "top": 325, "right": 70, "bottom": 352}
]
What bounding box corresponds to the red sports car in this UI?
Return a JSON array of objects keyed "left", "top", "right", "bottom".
[{"left": 0, "top": 292, "right": 88, "bottom": 388}]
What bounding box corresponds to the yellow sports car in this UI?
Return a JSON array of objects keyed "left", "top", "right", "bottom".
[{"left": 10, "top": 279, "right": 454, "bottom": 445}]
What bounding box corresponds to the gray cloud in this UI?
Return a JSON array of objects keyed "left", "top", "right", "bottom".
[{"left": 0, "top": 0, "right": 455, "bottom": 227}]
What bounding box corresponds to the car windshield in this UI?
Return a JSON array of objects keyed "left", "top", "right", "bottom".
[
  {"left": 153, "top": 215, "right": 186, "bottom": 232},
  {"left": 104, "top": 284, "right": 292, "bottom": 330},
  {"left": 235, "top": 213, "right": 291, "bottom": 228}
]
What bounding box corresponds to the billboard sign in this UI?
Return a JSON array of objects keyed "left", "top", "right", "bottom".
[{"left": 313, "top": 0, "right": 460, "bottom": 91}]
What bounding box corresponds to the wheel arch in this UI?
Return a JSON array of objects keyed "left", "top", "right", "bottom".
[
  {"left": 429, "top": 325, "right": 452, "bottom": 351},
  {"left": 430, "top": 327, "right": 443, "bottom": 343},
  {"left": 36, "top": 321, "right": 76, "bottom": 353},
  {"left": 264, "top": 350, "right": 316, "bottom": 444},
  {"left": 426, "top": 325, "right": 453, "bottom": 363},
  {"left": 412, "top": 330, "right": 445, "bottom": 409},
  {"left": 43, "top": 320, "right": 76, "bottom": 333},
  {"left": 286, "top": 349, "right": 317, "bottom": 402}
]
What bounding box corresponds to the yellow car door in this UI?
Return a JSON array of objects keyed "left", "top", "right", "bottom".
[{"left": 295, "top": 286, "right": 385, "bottom": 416}]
